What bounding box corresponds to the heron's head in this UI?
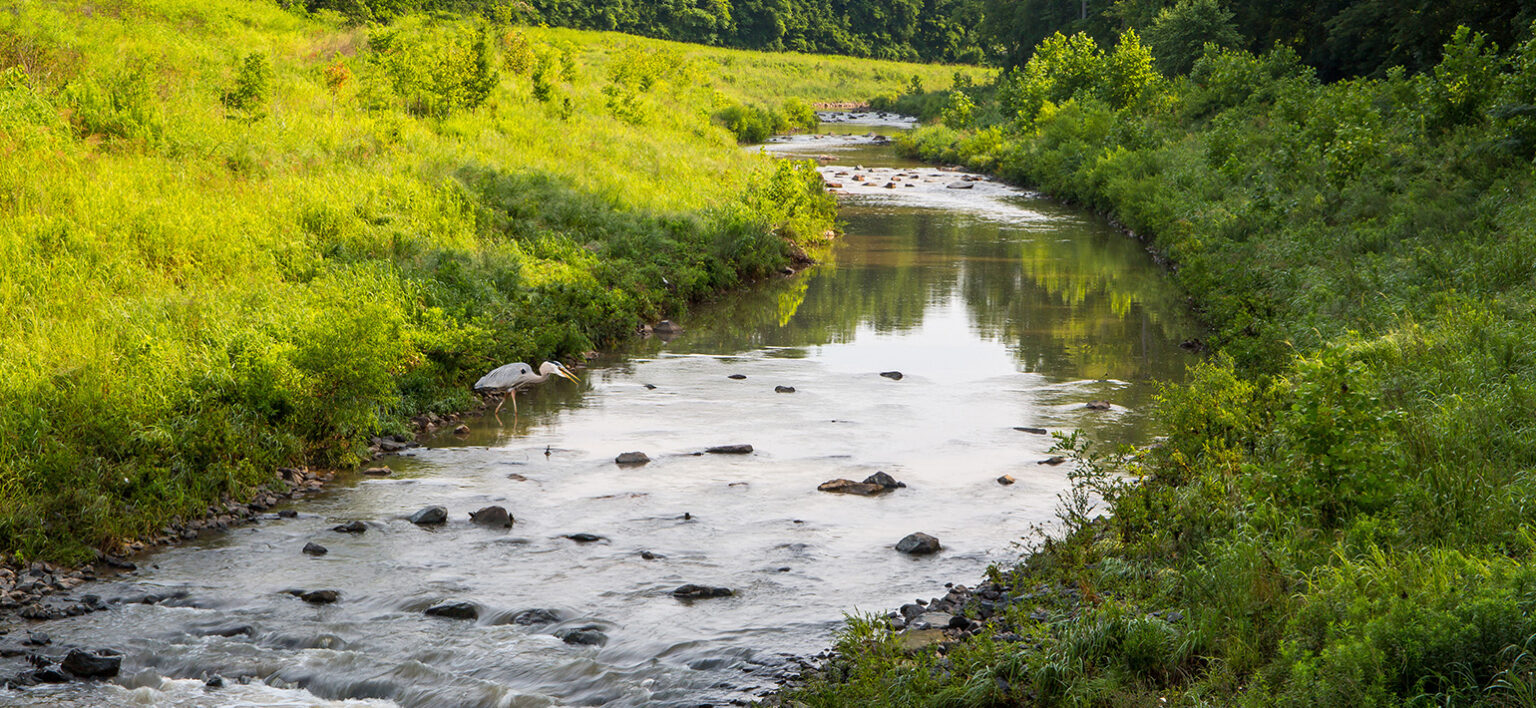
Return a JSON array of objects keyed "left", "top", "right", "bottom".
[{"left": 546, "top": 361, "right": 580, "bottom": 382}]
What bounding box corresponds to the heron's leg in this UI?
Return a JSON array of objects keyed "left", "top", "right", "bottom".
[
  {"left": 511, "top": 390, "right": 519, "bottom": 417},
  {"left": 494, "top": 393, "right": 507, "bottom": 414}
]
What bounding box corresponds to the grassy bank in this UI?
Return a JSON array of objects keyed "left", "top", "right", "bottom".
[
  {"left": 0, "top": 1, "right": 982, "bottom": 563},
  {"left": 790, "top": 25, "right": 1536, "bottom": 706}
]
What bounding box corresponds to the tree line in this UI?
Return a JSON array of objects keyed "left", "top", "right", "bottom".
[
  {"left": 985, "top": 0, "right": 1536, "bottom": 79},
  {"left": 293, "top": 0, "right": 989, "bottom": 63},
  {"left": 290, "top": 0, "right": 1536, "bottom": 78}
]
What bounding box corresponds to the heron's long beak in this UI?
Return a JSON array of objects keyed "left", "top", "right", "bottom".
[{"left": 555, "top": 364, "right": 580, "bottom": 382}]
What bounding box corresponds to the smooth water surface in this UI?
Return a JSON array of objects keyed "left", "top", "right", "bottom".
[{"left": 0, "top": 117, "right": 1198, "bottom": 707}]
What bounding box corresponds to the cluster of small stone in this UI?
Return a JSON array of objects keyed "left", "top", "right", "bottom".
[{"left": 0, "top": 563, "right": 102, "bottom": 620}]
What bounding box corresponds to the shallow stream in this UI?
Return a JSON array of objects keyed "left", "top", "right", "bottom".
[{"left": 0, "top": 115, "right": 1199, "bottom": 707}]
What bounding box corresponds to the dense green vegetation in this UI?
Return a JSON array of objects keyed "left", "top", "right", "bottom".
[
  {"left": 791, "top": 18, "right": 1536, "bottom": 708},
  {"left": 292, "top": 0, "right": 989, "bottom": 63},
  {"left": 0, "top": 1, "right": 983, "bottom": 563}
]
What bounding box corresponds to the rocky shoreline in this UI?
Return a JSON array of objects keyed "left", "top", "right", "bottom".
[{"left": 0, "top": 405, "right": 481, "bottom": 631}]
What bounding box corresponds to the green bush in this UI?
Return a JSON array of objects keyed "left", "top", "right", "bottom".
[
  {"left": 941, "top": 90, "right": 973, "bottom": 128},
  {"left": 367, "top": 19, "right": 498, "bottom": 118},
  {"left": 1144, "top": 0, "right": 1243, "bottom": 76},
  {"left": 222, "top": 52, "right": 274, "bottom": 120},
  {"left": 714, "top": 99, "right": 820, "bottom": 143}
]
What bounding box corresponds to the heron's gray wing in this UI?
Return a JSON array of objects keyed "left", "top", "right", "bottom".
[{"left": 475, "top": 362, "right": 533, "bottom": 390}]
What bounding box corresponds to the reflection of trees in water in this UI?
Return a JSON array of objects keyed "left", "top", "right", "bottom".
[{"left": 674, "top": 202, "right": 1199, "bottom": 386}]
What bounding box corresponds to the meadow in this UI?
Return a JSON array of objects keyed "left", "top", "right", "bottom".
[
  {"left": 790, "top": 24, "right": 1536, "bottom": 707},
  {"left": 0, "top": 0, "right": 983, "bottom": 562}
]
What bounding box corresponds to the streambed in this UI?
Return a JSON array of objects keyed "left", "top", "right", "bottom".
[{"left": 0, "top": 115, "right": 1198, "bottom": 707}]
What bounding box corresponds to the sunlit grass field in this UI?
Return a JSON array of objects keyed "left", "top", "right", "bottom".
[{"left": 0, "top": 0, "right": 984, "bottom": 561}]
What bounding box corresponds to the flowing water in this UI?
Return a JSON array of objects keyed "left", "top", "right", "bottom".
[{"left": 0, "top": 116, "right": 1199, "bottom": 707}]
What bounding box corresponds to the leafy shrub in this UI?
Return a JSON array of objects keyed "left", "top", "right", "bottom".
[
  {"left": 781, "top": 97, "right": 818, "bottom": 131},
  {"left": 941, "top": 90, "right": 974, "bottom": 128},
  {"left": 1144, "top": 0, "right": 1242, "bottom": 76},
  {"left": 1420, "top": 26, "right": 1503, "bottom": 132},
  {"left": 368, "top": 20, "right": 498, "bottom": 118},
  {"left": 500, "top": 28, "right": 534, "bottom": 75},
  {"left": 714, "top": 102, "right": 783, "bottom": 143},
  {"left": 1184, "top": 44, "right": 1313, "bottom": 119},
  {"left": 223, "top": 52, "right": 274, "bottom": 120},
  {"left": 1495, "top": 24, "right": 1536, "bottom": 156},
  {"left": 1000, "top": 31, "right": 1164, "bottom": 126}
]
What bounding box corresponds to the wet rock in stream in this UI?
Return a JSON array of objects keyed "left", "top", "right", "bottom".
[
  {"left": 705, "top": 444, "right": 753, "bottom": 455},
  {"left": 563, "top": 533, "right": 605, "bottom": 543},
  {"left": 424, "top": 601, "right": 479, "bottom": 620},
  {"left": 774, "top": 385, "right": 796, "bottom": 393},
  {"left": 818, "top": 479, "right": 882, "bottom": 495},
  {"left": 333, "top": 521, "right": 367, "bottom": 534},
  {"left": 819, "top": 472, "right": 905, "bottom": 496},
  {"left": 555, "top": 627, "right": 609, "bottom": 646},
  {"left": 409, "top": 506, "right": 447, "bottom": 525},
  {"left": 727, "top": 374, "right": 747, "bottom": 380},
  {"left": 614, "top": 451, "right": 650, "bottom": 466},
  {"left": 302, "top": 542, "right": 328, "bottom": 556},
  {"left": 469, "top": 506, "right": 513, "bottom": 528},
  {"left": 60, "top": 648, "right": 121, "bottom": 678},
  {"left": 879, "top": 371, "right": 903, "bottom": 380},
  {"left": 288, "top": 589, "right": 339, "bottom": 604},
  {"left": 896, "top": 533, "right": 942, "bottom": 555},
  {"left": 673, "top": 584, "right": 734, "bottom": 600}
]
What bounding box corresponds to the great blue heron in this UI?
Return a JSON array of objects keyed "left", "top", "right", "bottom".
[{"left": 474, "top": 361, "right": 579, "bottom": 415}]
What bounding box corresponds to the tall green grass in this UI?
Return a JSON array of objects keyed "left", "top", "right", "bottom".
[{"left": 0, "top": 1, "right": 962, "bottom": 562}]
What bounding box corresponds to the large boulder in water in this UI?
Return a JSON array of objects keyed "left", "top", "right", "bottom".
[
  {"left": 61, "top": 649, "right": 121, "bottom": 678},
  {"left": 409, "top": 506, "right": 447, "bottom": 525},
  {"left": 896, "top": 532, "right": 942, "bottom": 555},
  {"left": 615, "top": 452, "right": 650, "bottom": 466},
  {"left": 469, "top": 506, "right": 513, "bottom": 528}
]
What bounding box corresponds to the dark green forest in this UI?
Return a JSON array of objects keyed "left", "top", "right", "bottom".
[
  {"left": 988, "top": 0, "right": 1536, "bottom": 78},
  {"left": 296, "top": 0, "right": 991, "bottom": 62}
]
